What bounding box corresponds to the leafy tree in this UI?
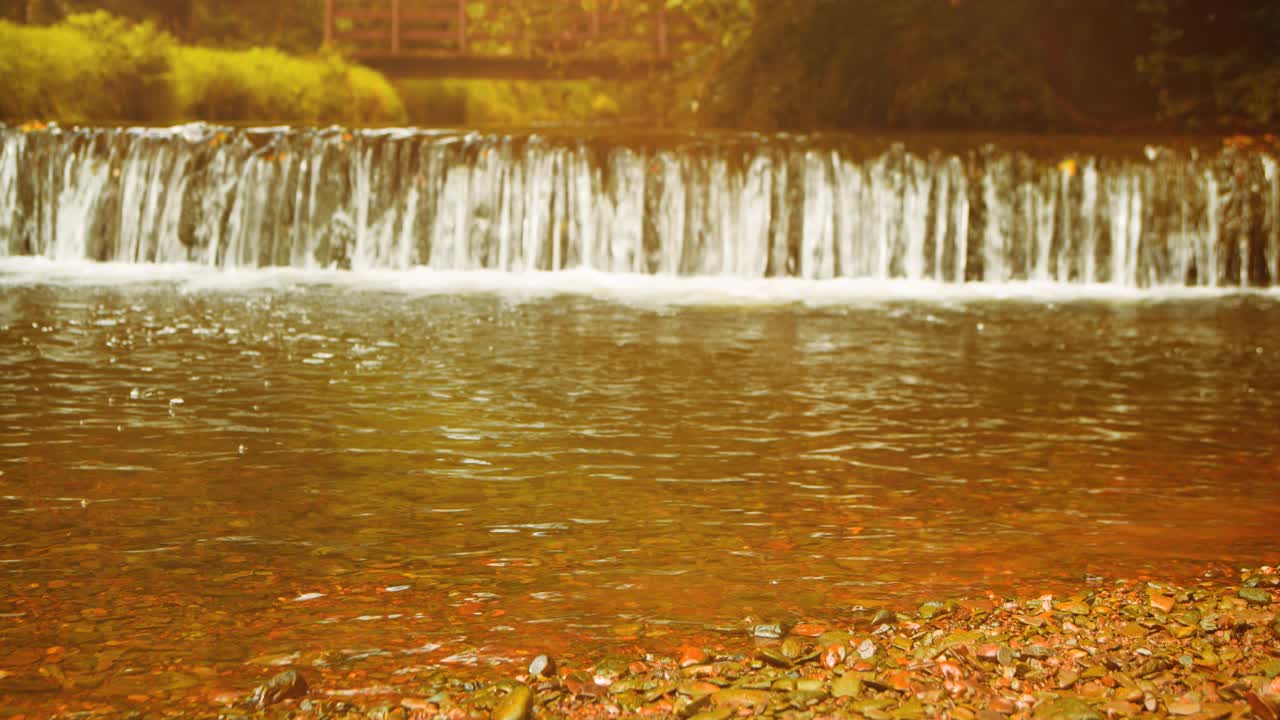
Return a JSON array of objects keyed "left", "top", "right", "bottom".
[
  {"left": 0, "top": 0, "right": 321, "bottom": 52},
  {"left": 704, "top": 0, "right": 1172, "bottom": 132},
  {"left": 1137, "top": 0, "right": 1280, "bottom": 128}
]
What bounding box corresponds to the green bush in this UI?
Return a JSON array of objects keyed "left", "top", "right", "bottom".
[
  {"left": 0, "top": 11, "right": 176, "bottom": 123},
  {"left": 0, "top": 12, "right": 405, "bottom": 125},
  {"left": 395, "top": 78, "right": 620, "bottom": 126},
  {"left": 65, "top": 11, "right": 178, "bottom": 122},
  {"left": 172, "top": 46, "right": 405, "bottom": 125}
]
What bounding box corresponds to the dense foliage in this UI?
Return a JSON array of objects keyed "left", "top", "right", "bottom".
[
  {"left": 0, "top": 10, "right": 177, "bottom": 122},
  {"left": 0, "top": 0, "right": 321, "bottom": 52},
  {"left": 172, "top": 46, "right": 404, "bottom": 124},
  {"left": 0, "top": 0, "right": 627, "bottom": 126},
  {"left": 706, "top": 0, "right": 1280, "bottom": 132},
  {"left": 3, "top": 0, "right": 1276, "bottom": 130},
  {"left": 0, "top": 11, "right": 405, "bottom": 124},
  {"left": 396, "top": 78, "right": 618, "bottom": 126},
  {"left": 1138, "top": 0, "right": 1280, "bottom": 128}
]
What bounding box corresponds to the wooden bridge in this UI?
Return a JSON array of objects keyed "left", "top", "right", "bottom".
[{"left": 323, "top": 0, "right": 704, "bottom": 79}]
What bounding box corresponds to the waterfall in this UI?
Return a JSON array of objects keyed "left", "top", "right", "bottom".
[{"left": 2, "top": 124, "right": 1278, "bottom": 287}]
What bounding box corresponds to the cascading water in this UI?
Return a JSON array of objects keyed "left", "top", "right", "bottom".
[{"left": 2, "top": 124, "right": 1278, "bottom": 287}]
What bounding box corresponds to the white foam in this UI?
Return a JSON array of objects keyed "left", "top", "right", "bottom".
[{"left": 1, "top": 257, "right": 1276, "bottom": 307}]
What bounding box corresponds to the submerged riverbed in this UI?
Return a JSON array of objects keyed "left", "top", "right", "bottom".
[{"left": 1, "top": 266, "right": 1278, "bottom": 713}]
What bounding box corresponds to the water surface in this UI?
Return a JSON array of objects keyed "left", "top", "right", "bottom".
[{"left": 2, "top": 271, "right": 1278, "bottom": 705}]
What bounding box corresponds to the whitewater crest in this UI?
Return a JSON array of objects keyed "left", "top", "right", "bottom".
[{"left": 1, "top": 124, "right": 1277, "bottom": 287}]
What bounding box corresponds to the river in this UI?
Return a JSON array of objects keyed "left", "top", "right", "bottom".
[{"left": 0, "top": 125, "right": 1278, "bottom": 712}]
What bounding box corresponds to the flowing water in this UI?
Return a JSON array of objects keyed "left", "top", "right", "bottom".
[
  {"left": 0, "top": 126, "right": 1279, "bottom": 711},
  {"left": 3, "top": 126, "right": 1279, "bottom": 286}
]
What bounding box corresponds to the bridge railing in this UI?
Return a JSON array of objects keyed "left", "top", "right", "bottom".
[{"left": 323, "top": 0, "right": 699, "bottom": 63}]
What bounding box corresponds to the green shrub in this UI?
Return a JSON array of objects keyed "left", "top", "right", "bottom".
[
  {"left": 172, "top": 46, "right": 406, "bottom": 124},
  {"left": 0, "top": 12, "right": 405, "bottom": 125},
  {"left": 395, "top": 78, "right": 620, "bottom": 126},
  {"left": 64, "top": 11, "right": 178, "bottom": 122},
  {"left": 0, "top": 12, "right": 175, "bottom": 123}
]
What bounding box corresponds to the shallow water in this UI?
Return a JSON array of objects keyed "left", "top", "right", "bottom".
[{"left": 1, "top": 268, "right": 1278, "bottom": 705}]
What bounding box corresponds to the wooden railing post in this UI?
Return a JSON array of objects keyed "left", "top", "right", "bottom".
[
  {"left": 656, "top": 1, "right": 669, "bottom": 60},
  {"left": 323, "top": 0, "right": 334, "bottom": 47},
  {"left": 591, "top": 5, "right": 601, "bottom": 42},
  {"left": 457, "top": 0, "right": 468, "bottom": 54},
  {"left": 390, "top": 0, "right": 401, "bottom": 54}
]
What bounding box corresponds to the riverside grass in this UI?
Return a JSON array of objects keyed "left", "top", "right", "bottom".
[{"left": 0, "top": 11, "right": 405, "bottom": 125}]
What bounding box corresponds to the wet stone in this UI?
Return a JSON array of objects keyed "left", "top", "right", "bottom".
[
  {"left": 795, "top": 678, "right": 825, "bottom": 693},
  {"left": 780, "top": 635, "right": 808, "bottom": 659},
  {"left": 711, "top": 688, "right": 772, "bottom": 709},
  {"left": 250, "top": 669, "right": 308, "bottom": 708},
  {"left": 608, "top": 678, "right": 645, "bottom": 695},
  {"left": 752, "top": 621, "right": 788, "bottom": 639},
  {"left": 832, "top": 673, "right": 862, "bottom": 698},
  {"left": 997, "top": 646, "right": 1015, "bottom": 666},
  {"left": 918, "top": 600, "right": 949, "bottom": 619},
  {"left": 790, "top": 689, "right": 826, "bottom": 707},
  {"left": 2, "top": 648, "right": 47, "bottom": 668},
  {"left": 687, "top": 709, "right": 733, "bottom": 720},
  {"left": 758, "top": 648, "right": 792, "bottom": 668},
  {"left": 1239, "top": 588, "right": 1273, "bottom": 605},
  {"left": 1056, "top": 599, "right": 1092, "bottom": 615},
  {"left": 1247, "top": 693, "right": 1279, "bottom": 720},
  {"left": 0, "top": 672, "right": 62, "bottom": 694},
  {"left": 871, "top": 609, "right": 896, "bottom": 626},
  {"left": 528, "top": 654, "right": 555, "bottom": 678},
  {"left": 493, "top": 683, "right": 533, "bottom": 720},
  {"left": 678, "top": 681, "right": 720, "bottom": 697},
  {"left": 592, "top": 656, "right": 631, "bottom": 680},
  {"left": 1035, "top": 698, "right": 1104, "bottom": 720}
]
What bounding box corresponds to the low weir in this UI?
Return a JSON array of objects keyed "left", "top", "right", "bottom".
[{"left": 1, "top": 125, "right": 1277, "bottom": 287}]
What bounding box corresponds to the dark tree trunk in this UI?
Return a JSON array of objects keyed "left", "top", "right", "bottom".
[{"left": 181, "top": 0, "right": 196, "bottom": 41}]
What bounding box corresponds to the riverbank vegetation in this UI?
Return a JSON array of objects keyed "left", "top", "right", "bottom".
[
  {"left": 395, "top": 78, "right": 621, "bottom": 127},
  {"left": 0, "top": 11, "right": 405, "bottom": 124},
  {"left": 0, "top": 6, "right": 632, "bottom": 127},
  {"left": 3, "top": 0, "right": 1277, "bottom": 131},
  {"left": 706, "top": 0, "right": 1280, "bottom": 133}
]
